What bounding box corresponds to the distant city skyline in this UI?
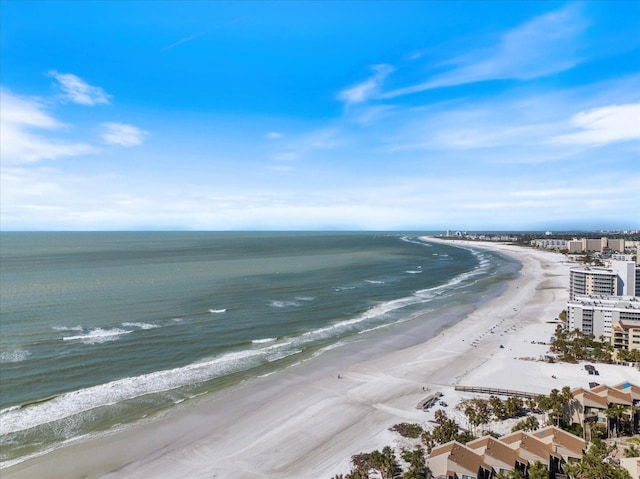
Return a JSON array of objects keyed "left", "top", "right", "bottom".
[{"left": 1, "top": 1, "right": 639, "bottom": 231}]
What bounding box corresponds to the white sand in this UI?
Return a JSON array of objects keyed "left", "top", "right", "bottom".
[{"left": 4, "top": 240, "right": 639, "bottom": 479}]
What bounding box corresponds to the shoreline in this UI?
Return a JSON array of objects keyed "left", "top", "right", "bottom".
[{"left": 4, "top": 240, "right": 638, "bottom": 478}]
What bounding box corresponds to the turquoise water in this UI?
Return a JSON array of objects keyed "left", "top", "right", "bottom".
[{"left": 0, "top": 232, "right": 518, "bottom": 466}]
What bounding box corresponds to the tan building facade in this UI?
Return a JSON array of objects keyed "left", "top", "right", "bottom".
[
  {"left": 612, "top": 320, "right": 640, "bottom": 358},
  {"left": 427, "top": 427, "right": 584, "bottom": 479}
]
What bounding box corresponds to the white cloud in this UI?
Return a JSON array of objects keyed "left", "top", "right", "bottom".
[
  {"left": 382, "top": 4, "right": 586, "bottom": 98},
  {"left": 101, "top": 122, "right": 148, "bottom": 147},
  {"left": 551, "top": 103, "right": 640, "bottom": 145},
  {"left": 266, "top": 131, "right": 283, "bottom": 139},
  {"left": 0, "top": 89, "right": 96, "bottom": 164},
  {"left": 49, "top": 70, "right": 111, "bottom": 106},
  {"left": 337, "top": 64, "right": 394, "bottom": 105},
  {"left": 0, "top": 90, "right": 61, "bottom": 129}
]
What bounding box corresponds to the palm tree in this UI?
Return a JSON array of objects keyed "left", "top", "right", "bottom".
[
  {"left": 626, "top": 404, "right": 638, "bottom": 435},
  {"left": 368, "top": 447, "right": 398, "bottom": 479},
  {"left": 505, "top": 395, "right": 523, "bottom": 418},
  {"left": 604, "top": 404, "right": 627, "bottom": 438},
  {"left": 548, "top": 389, "right": 565, "bottom": 426},
  {"left": 561, "top": 385, "right": 574, "bottom": 425},
  {"left": 536, "top": 394, "right": 551, "bottom": 425},
  {"left": 563, "top": 438, "right": 632, "bottom": 479},
  {"left": 490, "top": 395, "right": 505, "bottom": 420},
  {"left": 527, "top": 461, "right": 548, "bottom": 479},
  {"left": 401, "top": 447, "right": 426, "bottom": 479}
]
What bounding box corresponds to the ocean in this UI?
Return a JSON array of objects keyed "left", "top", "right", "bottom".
[{"left": 0, "top": 232, "right": 519, "bottom": 467}]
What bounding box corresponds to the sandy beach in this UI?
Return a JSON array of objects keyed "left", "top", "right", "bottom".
[{"left": 5, "top": 240, "right": 639, "bottom": 479}]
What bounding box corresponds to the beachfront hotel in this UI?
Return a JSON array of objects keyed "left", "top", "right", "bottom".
[
  {"left": 569, "top": 260, "right": 638, "bottom": 300},
  {"left": 569, "top": 267, "right": 617, "bottom": 300},
  {"left": 566, "top": 295, "right": 640, "bottom": 341},
  {"left": 567, "top": 260, "right": 640, "bottom": 343},
  {"left": 563, "top": 237, "right": 630, "bottom": 254}
]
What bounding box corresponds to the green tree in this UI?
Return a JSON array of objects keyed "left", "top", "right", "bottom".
[
  {"left": 490, "top": 395, "right": 506, "bottom": 420},
  {"left": 605, "top": 404, "right": 627, "bottom": 438},
  {"left": 421, "top": 429, "right": 435, "bottom": 454},
  {"left": 401, "top": 447, "right": 426, "bottom": 479},
  {"left": 536, "top": 394, "right": 551, "bottom": 425},
  {"left": 390, "top": 423, "right": 423, "bottom": 439},
  {"left": 456, "top": 430, "right": 476, "bottom": 444},
  {"left": 560, "top": 385, "right": 575, "bottom": 425},
  {"left": 368, "top": 446, "right": 398, "bottom": 479},
  {"left": 511, "top": 415, "right": 539, "bottom": 432},
  {"left": 458, "top": 398, "right": 490, "bottom": 435},
  {"left": 496, "top": 469, "right": 525, "bottom": 479},
  {"left": 624, "top": 443, "right": 640, "bottom": 458},
  {"left": 434, "top": 408, "right": 448, "bottom": 426},
  {"left": 432, "top": 418, "right": 459, "bottom": 444},
  {"left": 563, "top": 438, "right": 632, "bottom": 479},
  {"left": 548, "top": 389, "right": 565, "bottom": 426},
  {"left": 527, "top": 460, "right": 548, "bottom": 479},
  {"left": 505, "top": 395, "right": 524, "bottom": 418}
]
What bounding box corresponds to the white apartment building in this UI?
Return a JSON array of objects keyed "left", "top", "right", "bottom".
[
  {"left": 569, "top": 261, "right": 638, "bottom": 299},
  {"left": 567, "top": 295, "right": 640, "bottom": 341},
  {"left": 569, "top": 266, "right": 618, "bottom": 300},
  {"left": 612, "top": 260, "right": 637, "bottom": 297},
  {"left": 531, "top": 239, "right": 567, "bottom": 249}
]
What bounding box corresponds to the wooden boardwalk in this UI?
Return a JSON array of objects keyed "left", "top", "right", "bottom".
[{"left": 454, "top": 386, "right": 538, "bottom": 399}]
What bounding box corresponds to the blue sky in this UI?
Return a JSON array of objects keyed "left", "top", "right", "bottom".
[{"left": 1, "top": 1, "right": 639, "bottom": 231}]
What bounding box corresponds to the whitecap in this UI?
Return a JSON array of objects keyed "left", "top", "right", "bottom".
[
  {"left": 51, "top": 325, "right": 83, "bottom": 332},
  {"left": 405, "top": 270, "right": 422, "bottom": 274},
  {"left": 295, "top": 296, "right": 315, "bottom": 302},
  {"left": 208, "top": 309, "right": 227, "bottom": 314},
  {"left": 269, "top": 300, "right": 299, "bottom": 308},
  {"left": 252, "top": 337, "right": 277, "bottom": 344},
  {"left": 122, "top": 322, "right": 160, "bottom": 330},
  {"left": 0, "top": 349, "right": 31, "bottom": 363},
  {"left": 62, "top": 328, "right": 133, "bottom": 345}
]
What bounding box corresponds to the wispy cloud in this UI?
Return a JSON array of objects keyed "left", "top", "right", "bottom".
[
  {"left": 382, "top": 4, "right": 587, "bottom": 98},
  {"left": 49, "top": 70, "right": 111, "bottom": 106},
  {"left": 271, "top": 128, "right": 342, "bottom": 162},
  {"left": 550, "top": 103, "right": 640, "bottom": 145},
  {"left": 160, "top": 32, "right": 205, "bottom": 52},
  {"left": 337, "top": 64, "right": 394, "bottom": 106},
  {"left": 0, "top": 89, "right": 96, "bottom": 164},
  {"left": 101, "top": 122, "right": 148, "bottom": 147},
  {"left": 266, "top": 131, "right": 284, "bottom": 139}
]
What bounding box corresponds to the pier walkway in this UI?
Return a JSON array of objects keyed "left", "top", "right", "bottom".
[{"left": 454, "top": 386, "right": 538, "bottom": 399}]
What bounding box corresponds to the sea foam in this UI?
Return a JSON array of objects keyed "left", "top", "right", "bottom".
[
  {"left": 0, "top": 341, "right": 303, "bottom": 435},
  {"left": 122, "top": 322, "right": 160, "bottom": 330},
  {"left": 0, "top": 350, "right": 31, "bottom": 363},
  {"left": 62, "top": 328, "right": 133, "bottom": 344}
]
